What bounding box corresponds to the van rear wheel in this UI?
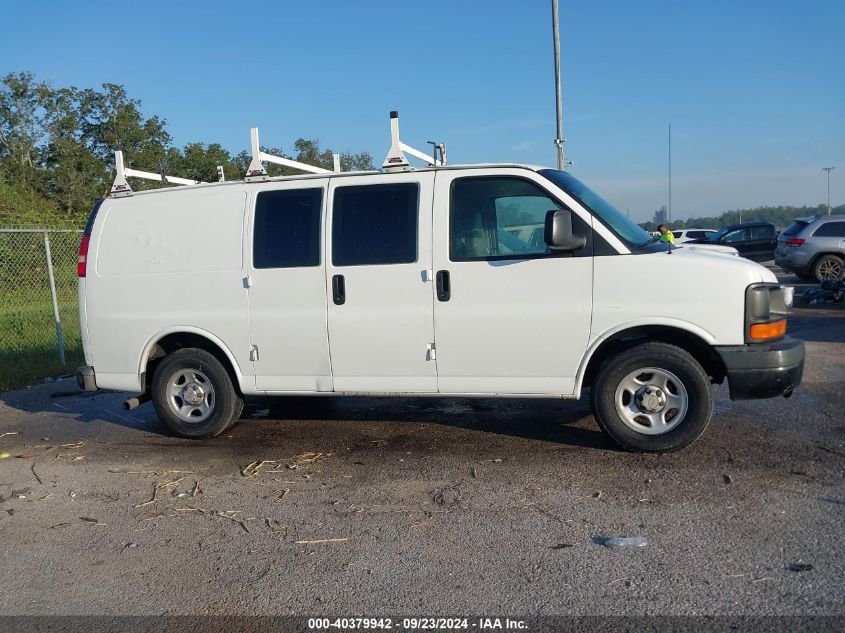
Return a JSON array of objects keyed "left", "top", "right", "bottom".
[
  {"left": 590, "top": 342, "right": 713, "bottom": 453},
  {"left": 151, "top": 348, "right": 243, "bottom": 439}
]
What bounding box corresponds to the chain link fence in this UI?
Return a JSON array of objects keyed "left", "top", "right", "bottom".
[{"left": 0, "top": 229, "right": 84, "bottom": 391}]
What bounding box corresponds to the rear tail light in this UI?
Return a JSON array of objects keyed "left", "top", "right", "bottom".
[
  {"left": 77, "top": 235, "right": 90, "bottom": 277},
  {"left": 785, "top": 238, "right": 805, "bottom": 247}
]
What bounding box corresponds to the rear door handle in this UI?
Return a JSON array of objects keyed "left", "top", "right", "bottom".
[
  {"left": 436, "top": 270, "right": 450, "bottom": 302},
  {"left": 332, "top": 274, "right": 346, "bottom": 305}
]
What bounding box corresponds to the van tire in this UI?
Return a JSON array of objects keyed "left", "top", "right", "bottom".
[
  {"left": 590, "top": 342, "right": 713, "bottom": 453},
  {"left": 151, "top": 348, "right": 243, "bottom": 439}
]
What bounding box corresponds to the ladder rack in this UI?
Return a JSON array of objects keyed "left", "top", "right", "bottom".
[
  {"left": 108, "top": 111, "right": 448, "bottom": 195},
  {"left": 109, "top": 150, "right": 212, "bottom": 197},
  {"left": 245, "top": 128, "right": 339, "bottom": 181},
  {"left": 382, "top": 111, "right": 446, "bottom": 171}
]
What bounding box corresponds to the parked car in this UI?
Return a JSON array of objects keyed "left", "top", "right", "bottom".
[
  {"left": 75, "top": 118, "right": 804, "bottom": 453},
  {"left": 672, "top": 228, "right": 716, "bottom": 243},
  {"left": 774, "top": 215, "right": 845, "bottom": 282},
  {"left": 686, "top": 221, "right": 778, "bottom": 261}
]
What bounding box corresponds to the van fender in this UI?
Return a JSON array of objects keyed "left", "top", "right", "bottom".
[
  {"left": 138, "top": 326, "right": 250, "bottom": 394},
  {"left": 573, "top": 317, "right": 718, "bottom": 398}
]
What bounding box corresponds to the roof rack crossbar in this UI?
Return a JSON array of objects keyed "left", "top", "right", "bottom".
[
  {"left": 110, "top": 150, "right": 204, "bottom": 196},
  {"left": 382, "top": 111, "right": 446, "bottom": 171},
  {"left": 245, "top": 127, "right": 333, "bottom": 180}
]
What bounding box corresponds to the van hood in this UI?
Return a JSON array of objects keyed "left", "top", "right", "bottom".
[
  {"left": 678, "top": 243, "right": 739, "bottom": 256},
  {"left": 659, "top": 245, "right": 777, "bottom": 284}
]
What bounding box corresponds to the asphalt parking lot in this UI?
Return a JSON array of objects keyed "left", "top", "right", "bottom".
[{"left": 0, "top": 269, "right": 843, "bottom": 620}]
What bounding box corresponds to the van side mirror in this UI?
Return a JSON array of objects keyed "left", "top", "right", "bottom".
[{"left": 544, "top": 209, "right": 586, "bottom": 251}]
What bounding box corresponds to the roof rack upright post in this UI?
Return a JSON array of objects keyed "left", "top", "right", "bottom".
[
  {"left": 111, "top": 150, "right": 132, "bottom": 196},
  {"left": 383, "top": 111, "right": 410, "bottom": 171},
  {"left": 245, "top": 127, "right": 333, "bottom": 181},
  {"left": 382, "top": 111, "right": 446, "bottom": 172},
  {"left": 245, "top": 128, "right": 269, "bottom": 181},
  {"left": 333, "top": 153, "right": 341, "bottom": 172}
]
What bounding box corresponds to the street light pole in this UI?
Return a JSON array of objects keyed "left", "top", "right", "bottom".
[
  {"left": 551, "top": 0, "right": 564, "bottom": 170},
  {"left": 668, "top": 123, "right": 672, "bottom": 224},
  {"left": 823, "top": 166, "right": 835, "bottom": 215}
]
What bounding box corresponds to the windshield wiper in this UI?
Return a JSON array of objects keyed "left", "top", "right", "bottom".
[{"left": 636, "top": 236, "right": 659, "bottom": 249}]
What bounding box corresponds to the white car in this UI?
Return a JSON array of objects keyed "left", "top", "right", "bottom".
[
  {"left": 672, "top": 228, "right": 717, "bottom": 243},
  {"left": 75, "top": 122, "right": 804, "bottom": 453}
]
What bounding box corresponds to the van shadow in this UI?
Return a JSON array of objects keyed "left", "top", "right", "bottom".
[
  {"left": 0, "top": 382, "right": 611, "bottom": 452},
  {"left": 240, "top": 394, "right": 611, "bottom": 451}
]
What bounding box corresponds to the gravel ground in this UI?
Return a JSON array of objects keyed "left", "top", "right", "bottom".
[{"left": 0, "top": 273, "right": 843, "bottom": 619}]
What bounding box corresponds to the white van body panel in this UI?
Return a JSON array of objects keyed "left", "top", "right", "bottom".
[
  {"left": 85, "top": 188, "right": 252, "bottom": 393},
  {"left": 246, "top": 179, "right": 333, "bottom": 392},
  {"left": 325, "top": 172, "right": 437, "bottom": 393},
  {"left": 431, "top": 167, "right": 593, "bottom": 395},
  {"left": 591, "top": 248, "right": 768, "bottom": 346}
]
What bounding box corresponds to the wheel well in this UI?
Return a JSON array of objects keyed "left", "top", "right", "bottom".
[
  {"left": 809, "top": 252, "right": 845, "bottom": 268},
  {"left": 581, "top": 326, "right": 726, "bottom": 390},
  {"left": 143, "top": 332, "right": 241, "bottom": 395}
]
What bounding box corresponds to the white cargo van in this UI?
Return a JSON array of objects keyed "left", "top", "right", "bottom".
[{"left": 76, "top": 115, "right": 804, "bottom": 452}]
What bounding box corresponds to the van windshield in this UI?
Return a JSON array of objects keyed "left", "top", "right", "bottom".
[{"left": 539, "top": 169, "right": 653, "bottom": 249}]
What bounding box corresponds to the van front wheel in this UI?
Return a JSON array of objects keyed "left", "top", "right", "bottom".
[
  {"left": 151, "top": 348, "right": 243, "bottom": 439},
  {"left": 590, "top": 342, "right": 713, "bottom": 453}
]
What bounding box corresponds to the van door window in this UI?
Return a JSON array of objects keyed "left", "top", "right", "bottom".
[
  {"left": 450, "top": 176, "right": 571, "bottom": 261},
  {"left": 332, "top": 183, "right": 419, "bottom": 266},
  {"left": 253, "top": 188, "right": 323, "bottom": 268}
]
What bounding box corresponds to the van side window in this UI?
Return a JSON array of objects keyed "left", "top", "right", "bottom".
[
  {"left": 332, "top": 183, "right": 419, "bottom": 266},
  {"left": 253, "top": 188, "right": 323, "bottom": 268},
  {"left": 450, "top": 176, "right": 564, "bottom": 261}
]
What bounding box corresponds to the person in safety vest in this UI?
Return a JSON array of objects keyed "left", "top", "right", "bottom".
[{"left": 658, "top": 224, "right": 675, "bottom": 244}]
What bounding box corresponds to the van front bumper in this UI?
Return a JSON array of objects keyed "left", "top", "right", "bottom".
[
  {"left": 76, "top": 366, "right": 97, "bottom": 392},
  {"left": 716, "top": 337, "right": 804, "bottom": 400}
]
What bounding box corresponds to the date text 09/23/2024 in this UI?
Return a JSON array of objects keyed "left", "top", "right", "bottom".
[{"left": 307, "top": 617, "right": 528, "bottom": 630}]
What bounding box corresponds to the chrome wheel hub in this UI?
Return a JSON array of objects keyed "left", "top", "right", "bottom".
[
  {"left": 636, "top": 386, "right": 667, "bottom": 413},
  {"left": 166, "top": 369, "right": 215, "bottom": 423},
  {"left": 614, "top": 367, "right": 689, "bottom": 435},
  {"left": 182, "top": 382, "right": 205, "bottom": 406}
]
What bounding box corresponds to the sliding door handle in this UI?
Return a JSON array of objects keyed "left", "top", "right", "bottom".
[
  {"left": 436, "top": 270, "right": 451, "bottom": 302},
  {"left": 332, "top": 274, "right": 346, "bottom": 305}
]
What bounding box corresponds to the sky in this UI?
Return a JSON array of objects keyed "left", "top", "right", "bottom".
[{"left": 2, "top": 0, "right": 843, "bottom": 222}]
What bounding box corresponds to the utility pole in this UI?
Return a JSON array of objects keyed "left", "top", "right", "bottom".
[
  {"left": 823, "top": 166, "right": 835, "bottom": 215},
  {"left": 551, "top": 0, "right": 565, "bottom": 170},
  {"left": 668, "top": 123, "right": 672, "bottom": 224}
]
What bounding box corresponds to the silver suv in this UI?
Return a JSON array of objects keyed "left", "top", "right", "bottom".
[{"left": 775, "top": 215, "right": 845, "bottom": 282}]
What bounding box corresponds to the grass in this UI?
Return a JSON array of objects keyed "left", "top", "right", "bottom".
[
  {"left": 0, "top": 231, "right": 85, "bottom": 391},
  {"left": 0, "top": 298, "right": 84, "bottom": 392}
]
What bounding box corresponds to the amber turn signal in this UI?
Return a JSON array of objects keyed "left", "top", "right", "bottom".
[{"left": 749, "top": 319, "right": 786, "bottom": 341}]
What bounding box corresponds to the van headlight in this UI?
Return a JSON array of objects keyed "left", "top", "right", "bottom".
[{"left": 745, "top": 283, "right": 787, "bottom": 343}]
